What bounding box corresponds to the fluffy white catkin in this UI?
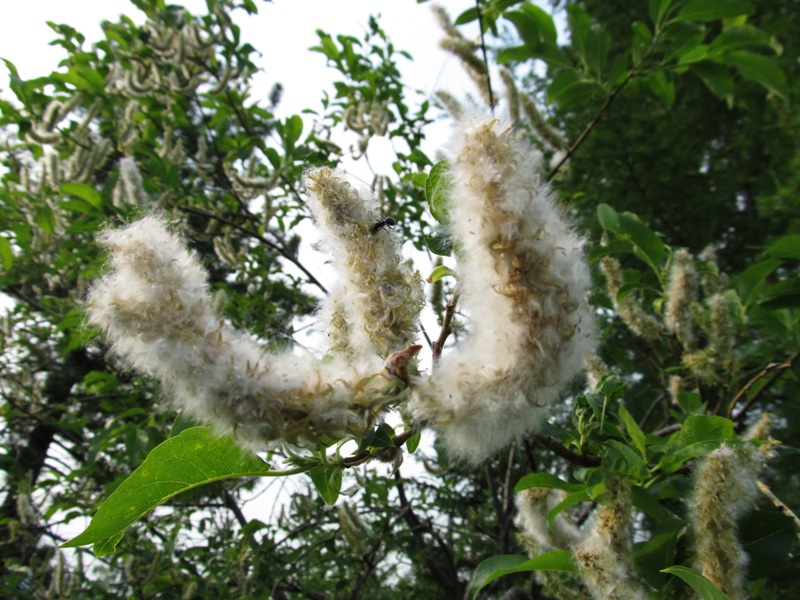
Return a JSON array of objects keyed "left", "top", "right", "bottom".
[
  {"left": 87, "top": 215, "right": 393, "bottom": 449},
  {"left": 411, "top": 116, "right": 596, "bottom": 462},
  {"left": 304, "top": 168, "right": 423, "bottom": 361}
]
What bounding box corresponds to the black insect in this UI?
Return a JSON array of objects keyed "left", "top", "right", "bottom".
[{"left": 370, "top": 216, "right": 396, "bottom": 235}]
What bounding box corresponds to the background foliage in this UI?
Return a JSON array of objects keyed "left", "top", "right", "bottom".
[{"left": 1, "top": 0, "right": 798, "bottom": 598}]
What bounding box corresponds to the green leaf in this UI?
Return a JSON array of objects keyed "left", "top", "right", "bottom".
[
  {"left": 547, "top": 489, "right": 590, "bottom": 526},
  {"left": 708, "top": 24, "right": 774, "bottom": 55},
  {"left": 34, "top": 206, "right": 57, "bottom": 234},
  {"left": 425, "top": 159, "right": 452, "bottom": 224},
  {"left": 309, "top": 465, "right": 343, "bottom": 506},
  {"left": 0, "top": 236, "right": 13, "bottom": 271},
  {"left": 423, "top": 224, "right": 452, "bottom": 256},
  {"left": 61, "top": 427, "right": 273, "bottom": 556},
  {"left": 722, "top": 50, "right": 788, "bottom": 99},
  {"left": 503, "top": 5, "right": 557, "bottom": 48},
  {"left": 631, "top": 21, "right": 653, "bottom": 65},
  {"left": 675, "top": 0, "right": 754, "bottom": 23},
  {"left": 649, "top": 0, "right": 673, "bottom": 25},
  {"left": 515, "top": 472, "right": 584, "bottom": 494},
  {"left": 605, "top": 439, "right": 648, "bottom": 479},
  {"left": 547, "top": 71, "right": 604, "bottom": 109},
  {"left": 736, "top": 258, "right": 781, "bottom": 309},
  {"left": 658, "top": 415, "right": 736, "bottom": 472},
  {"left": 661, "top": 566, "right": 733, "bottom": 600},
  {"left": 765, "top": 234, "right": 800, "bottom": 260},
  {"left": 619, "top": 405, "right": 647, "bottom": 459},
  {"left": 740, "top": 510, "right": 796, "bottom": 579},
  {"left": 60, "top": 182, "right": 104, "bottom": 210},
  {"left": 597, "top": 204, "right": 665, "bottom": 275},
  {"left": 405, "top": 431, "right": 421, "bottom": 454},
  {"left": 428, "top": 264, "right": 455, "bottom": 283},
  {"left": 690, "top": 61, "right": 735, "bottom": 101},
  {"left": 758, "top": 277, "right": 800, "bottom": 309},
  {"left": 469, "top": 551, "right": 577, "bottom": 598}
]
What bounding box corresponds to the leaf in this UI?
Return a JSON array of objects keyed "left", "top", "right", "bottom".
[
  {"left": 619, "top": 405, "right": 647, "bottom": 459},
  {"left": 690, "top": 61, "right": 735, "bottom": 101},
  {"left": 661, "top": 566, "right": 733, "bottom": 600},
  {"left": 675, "top": 0, "right": 754, "bottom": 23},
  {"left": 740, "top": 510, "right": 796, "bottom": 578},
  {"left": 423, "top": 224, "right": 452, "bottom": 257},
  {"left": 309, "top": 465, "right": 343, "bottom": 506},
  {"left": 547, "top": 489, "right": 590, "bottom": 526},
  {"left": 61, "top": 427, "right": 273, "bottom": 556},
  {"left": 405, "top": 431, "right": 421, "bottom": 454},
  {"left": 736, "top": 258, "right": 781, "bottom": 309},
  {"left": 658, "top": 415, "right": 736, "bottom": 472},
  {"left": 0, "top": 236, "right": 13, "bottom": 271},
  {"left": 469, "top": 551, "right": 577, "bottom": 598},
  {"left": 34, "top": 206, "right": 57, "bottom": 234},
  {"left": 425, "top": 160, "right": 452, "bottom": 224},
  {"left": 597, "top": 204, "right": 665, "bottom": 275},
  {"left": 649, "top": 0, "right": 673, "bottom": 25},
  {"left": 427, "top": 264, "right": 455, "bottom": 283},
  {"left": 722, "top": 50, "right": 788, "bottom": 99},
  {"left": 515, "top": 472, "right": 584, "bottom": 494},
  {"left": 60, "top": 182, "right": 104, "bottom": 210},
  {"left": 765, "top": 234, "right": 800, "bottom": 260}
]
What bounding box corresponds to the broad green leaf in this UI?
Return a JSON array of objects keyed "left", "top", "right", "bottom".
[
  {"left": 675, "top": 0, "right": 754, "bottom": 23},
  {"left": 708, "top": 24, "right": 774, "bottom": 55},
  {"left": 631, "top": 21, "right": 653, "bottom": 65},
  {"left": 428, "top": 264, "right": 455, "bottom": 283},
  {"left": 61, "top": 427, "right": 273, "bottom": 556},
  {"left": 758, "top": 277, "right": 800, "bottom": 309},
  {"left": 503, "top": 5, "right": 557, "bottom": 49},
  {"left": 425, "top": 159, "right": 452, "bottom": 224},
  {"left": 605, "top": 439, "right": 649, "bottom": 479},
  {"left": 659, "top": 415, "right": 736, "bottom": 472},
  {"left": 765, "top": 234, "right": 800, "bottom": 260},
  {"left": 740, "top": 510, "right": 796, "bottom": 578},
  {"left": 722, "top": 50, "right": 788, "bottom": 99},
  {"left": 469, "top": 551, "right": 577, "bottom": 598},
  {"left": 643, "top": 71, "right": 676, "bottom": 107},
  {"left": 515, "top": 472, "right": 584, "bottom": 494},
  {"left": 423, "top": 224, "right": 452, "bottom": 256},
  {"left": 0, "top": 236, "right": 13, "bottom": 271},
  {"left": 309, "top": 465, "right": 343, "bottom": 506},
  {"left": 661, "top": 566, "right": 733, "bottom": 600},
  {"left": 60, "top": 182, "right": 104, "bottom": 210},
  {"left": 405, "top": 431, "right": 421, "bottom": 454},
  {"left": 597, "top": 204, "right": 665, "bottom": 275},
  {"left": 736, "top": 258, "right": 781, "bottom": 309},
  {"left": 547, "top": 74, "right": 604, "bottom": 109}
]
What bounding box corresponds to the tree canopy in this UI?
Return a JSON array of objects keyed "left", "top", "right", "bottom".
[{"left": 1, "top": 1, "right": 798, "bottom": 598}]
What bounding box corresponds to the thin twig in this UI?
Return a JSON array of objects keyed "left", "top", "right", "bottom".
[
  {"left": 474, "top": 0, "right": 496, "bottom": 111},
  {"left": 546, "top": 72, "right": 635, "bottom": 183},
  {"left": 730, "top": 351, "right": 799, "bottom": 420},
  {"left": 757, "top": 480, "right": 800, "bottom": 530},
  {"left": 178, "top": 204, "right": 327, "bottom": 294},
  {"left": 432, "top": 290, "right": 459, "bottom": 365}
]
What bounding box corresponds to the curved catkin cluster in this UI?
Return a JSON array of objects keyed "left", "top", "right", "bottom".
[
  {"left": 87, "top": 215, "right": 394, "bottom": 449},
  {"left": 305, "top": 168, "right": 424, "bottom": 361},
  {"left": 411, "top": 117, "right": 596, "bottom": 463}
]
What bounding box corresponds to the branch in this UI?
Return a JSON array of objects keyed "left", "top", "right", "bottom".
[
  {"left": 178, "top": 204, "right": 327, "bottom": 294},
  {"left": 546, "top": 72, "right": 635, "bottom": 183},
  {"left": 432, "top": 290, "right": 459, "bottom": 365},
  {"left": 475, "top": 0, "right": 496, "bottom": 111},
  {"left": 730, "top": 351, "right": 798, "bottom": 421},
  {"left": 532, "top": 433, "right": 601, "bottom": 467}
]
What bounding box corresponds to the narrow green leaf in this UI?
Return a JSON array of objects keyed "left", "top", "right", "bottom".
[
  {"left": 0, "top": 236, "right": 13, "bottom": 271},
  {"left": 425, "top": 159, "right": 452, "bottom": 224},
  {"left": 428, "top": 264, "right": 455, "bottom": 283},
  {"left": 619, "top": 405, "right": 647, "bottom": 459},
  {"left": 515, "top": 472, "right": 584, "bottom": 494},
  {"left": 61, "top": 427, "right": 273, "bottom": 556},
  {"left": 675, "top": 0, "right": 754, "bottom": 23},
  {"left": 34, "top": 206, "right": 57, "bottom": 234},
  {"left": 469, "top": 551, "right": 577, "bottom": 598},
  {"left": 649, "top": 0, "right": 673, "bottom": 25},
  {"left": 547, "top": 489, "right": 590, "bottom": 526},
  {"left": 661, "top": 566, "right": 733, "bottom": 600}
]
